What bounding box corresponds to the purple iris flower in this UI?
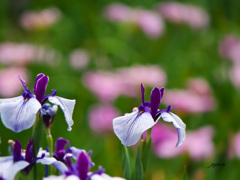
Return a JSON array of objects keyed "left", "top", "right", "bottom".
[
  {"left": 0, "top": 73, "right": 76, "bottom": 132},
  {"left": 0, "top": 138, "right": 67, "bottom": 180},
  {"left": 53, "top": 137, "right": 71, "bottom": 163},
  {"left": 113, "top": 84, "right": 186, "bottom": 147},
  {"left": 64, "top": 152, "right": 104, "bottom": 180},
  {"left": 53, "top": 137, "right": 94, "bottom": 167}
]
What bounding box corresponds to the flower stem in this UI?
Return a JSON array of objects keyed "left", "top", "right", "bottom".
[
  {"left": 46, "top": 128, "right": 53, "bottom": 175},
  {"left": 32, "top": 113, "right": 43, "bottom": 180},
  {"left": 46, "top": 128, "right": 53, "bottom": 157}
]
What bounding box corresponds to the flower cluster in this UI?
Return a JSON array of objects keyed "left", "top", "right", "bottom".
[
  {"left": 0, "top": 73, "right": 186, "bottom": 179},
  {"left": 0, "top": 74, "right": 125, "bottom": 180},
  {"left": 113, "top": 84, "right": 186, "bottom": 147}
]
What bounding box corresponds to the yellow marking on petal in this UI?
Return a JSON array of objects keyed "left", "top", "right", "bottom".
[
  {"left": 138, "top": 111, "right": 144, "bottom": 115},
  {"left": 25, "top": 98, "right": 29, "bottom": 102}
]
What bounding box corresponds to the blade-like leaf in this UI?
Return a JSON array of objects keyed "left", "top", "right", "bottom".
[
  {"left": 135, "top": 142, "right": 144, "bottom": 180},
  {"left": 121, "top": 146, "right": 131, "bottom": 180}
]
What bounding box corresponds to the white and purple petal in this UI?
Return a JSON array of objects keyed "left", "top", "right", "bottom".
[
  {"left": 0, "top": 96, "right": 41, "bottom": 132},
  {"left": 48, "top": 96, "right": 75, "bottom": 131},
  {"left": 113, "top": 111, "right": 156, "bottom": 146},
  {"left": 0, "top": 157, "right": 29, "bottom": 180},
  {"left": 160, "top": 112, "right": 186, "bottom": 147},
  {"left": 43, "top": 175, "right": 79, "bottom": 180},
  {"left": 36, "top": 149, "right": 68, "bottom": 174},
  {"left": 91, "top": 173, "right": 126, "bottom": 180}
]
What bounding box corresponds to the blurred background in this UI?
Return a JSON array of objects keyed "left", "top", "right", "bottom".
[{"left": 1, "top": 0, "right": 240, "bottom": 179}]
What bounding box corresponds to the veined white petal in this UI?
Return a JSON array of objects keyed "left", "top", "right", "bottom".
[
  {"left": 36, "top": 149, "right": 68, "bottom": 174},
  {"left": 0, "top": 160, "right": 29, "bottom": 180},
  {"left": 91, "top": 173, "right": 126, "bottom": 180},
  {"left": 161, "top": 112, "right": 186, "bottom": 147},
  {"left": 0, "top": 96, "right": 41, "bottom": 132},
  {"left": 0, "top": 156, "right": 13, "bottom": 163},
  {"left": 43, "top": 175, "right": 70, "bottom": 180},
  {"left": 113, "top": 111, "right": 156, "bottom": 146},
  {"left": 43, "top": 175, "right": 79, "bottom": 180},
  {"left": 48, "top": 96, "right": 75, "bottom": 131}
]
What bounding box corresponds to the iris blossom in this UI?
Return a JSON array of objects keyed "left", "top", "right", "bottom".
[
  {"left": 0, "top": 73, "right": 76, "bottom": 132},
  {"left": 113, "top": 84, "right": 186, "bottom": 147},
  {"left": 0, "top": 139, "right": 67, "bottom": 180},
  {"left": 44, "top": 151, "right": 125, "bottom": 180}
]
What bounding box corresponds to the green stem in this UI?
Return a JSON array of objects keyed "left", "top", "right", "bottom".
[
  {"left": 46, "top": 128, "right": 53, "bottom": 157},
  {"left": 46, "top": 128, "right": 53, "bottom": 175},
  {"left": 32, "top": 113, "right": 43, "bottom": 180}
]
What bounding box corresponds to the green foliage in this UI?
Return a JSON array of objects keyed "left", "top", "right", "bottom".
[{"left": 121, "top": 146, "right": 131, "bottom": 179}]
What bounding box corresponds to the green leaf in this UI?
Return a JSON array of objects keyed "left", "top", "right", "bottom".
[
  {"left": 32, "top": 114, "right": 42, "bottom": 157},
  {"left": 121, "top": 146, "right": 131, "bottom": 179},
  {"left": 135, "top": 143, "right": 144, "bottom": 180},
  {"left": 182, "top": 166, "right": 188, "bottom": 180},
  {"left": 32, "top": 114, "right": 43, "bottom": 180},
  {"left": 142, "top": 139, "right": 152, "bottom": 173}
]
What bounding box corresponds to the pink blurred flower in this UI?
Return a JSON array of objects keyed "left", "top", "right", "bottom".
[
  {"left": 103, "top": 3, "right": 164, "bottom": 38},
  {"left": 228, "top": 132, "right": 240, "bottom": 159},
  {"left": 117, "top": 65, "right": 166, "bottom": 87},
  {"left": 152, "top": 124, "right": 214, "bottom": 161},
  {"left": 233, "top": 133, "right": 240, "bottom": 158},
  {"left": 88, "top": 104, "right": 120, "bottom": 134},
  {"left": 229, "top": 64, "right": 240, "bottom": 89},
  {"left": 0, "top": 67, "right": 28, "bottom": 97},
  {"left": 157, "top": 2, "right": 209, "bottom": 29},
  {"left": 135, "top": 9, "right": 165, "bottom": 38},
  {"left": 20, "top": 8, "right": 61, "bottom": 30},
  {"left": 163, "top": 78, "right": 215, "bottom": 114},
  {"left": 83, "top": 71, "right": 137, "bottom": 102},
  {"left": 70, "top": 49, "right": 89, "bottom": 69},
  {"left": 219, "top": 35, "right": 240, "bottom": 64},
  {"left": 0, "top": 42, "right": 61, "bottom": 65},
  {"left": 0, "top": 42, "right": 36, "bottom": 65},
  {"left": 103, "top": 3, "right": 132, "bottom": 22}
]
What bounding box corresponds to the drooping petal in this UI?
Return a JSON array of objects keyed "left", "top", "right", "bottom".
[
  {"left": 77, "top": 152, "right": 91, "bottom": 180},
  {"left": 113, "top": 111, "right": 156, "bottom": 146},
  {"left": 150, "top": 87, "right": 161, "bottom": 118},
  {"left": 48, "top": 96, "right": 76, "bottom": 131},
  {"left": 160, "top": 112, "right": 186, "bottom": 147},
  {"left": 34, "top": 74, "right": 49, "bottom": 103},
  {"left": 0, "top": 160, "right": 29, "bottom": 180},
  {"left": 0, "top": 96, "right": 41, "bottom": 132},
  {"left": 36, "top": 149, "right": 68, "bottom": 174},
  {"left": 67, "top": 147, "right": 86, "bottom": 160}
]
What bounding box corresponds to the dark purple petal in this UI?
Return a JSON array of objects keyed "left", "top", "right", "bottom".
[
  {"left": 159, "top": 88, "right": 164, "bottom": 101},
  {"left": 41, "top": 89, "right": 57, "bottom": 104},
  {"left": 18, "top": 75, "right": 27, "bottom": 90},
  {"left": 88, "top": 166, "right": 105, "bottom": 178},
  {"left": 34, "top": 74, "right": 44, "bottom": 91},
  {"left": 34, "top": 75, "right": 49, "bottom": 103},
  {"left": 150, "top": 87, "right": 161, "bottom": 118},
  {"left": 65, "top": 157, "right": 74, "bottom": 172},
  {"left": 77, "top": 152, "right": 90, "bottom": 180},
  {"left": 141, "top": 83, "right": 145, "bottom": 104},
  {"left": 25, "top": 138, "right": 34, "bottom": 163},
  {"left": 13, "top": 140, "right": 22, "bottom": 162},
  {"left": 55, "top": 137, "right": 70, "bottom": 152}
]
